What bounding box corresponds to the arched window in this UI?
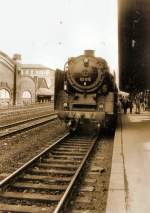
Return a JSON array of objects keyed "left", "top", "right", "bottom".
[
  {"left": 22, "top": 91, "right": 32, "bottom": 99},
  {"left": 0, "top": 89, "right": 10, "bottom": 99}
]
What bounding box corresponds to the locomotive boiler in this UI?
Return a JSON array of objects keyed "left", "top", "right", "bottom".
[{"left": 55, "top": 50, "right": 118, "bottom": 132}]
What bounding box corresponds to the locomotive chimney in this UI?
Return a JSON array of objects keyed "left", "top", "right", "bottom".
[{"left": 84, "top": 50, "right": 95, "bottom": 57}]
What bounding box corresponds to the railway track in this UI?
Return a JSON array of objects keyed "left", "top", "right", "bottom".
[
  {"left": 0, "top": 132, "right": 99, "bottom": 212},
  {"left": 0, "top": 113, "right": 57, "bottom": 139},
  {"left": 0, "top": 105, "right": 53, "bottom": 118}
]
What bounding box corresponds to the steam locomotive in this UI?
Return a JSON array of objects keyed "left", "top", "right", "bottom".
[{"left": 55, "top": 50, "right": 118, "bottom": 132}]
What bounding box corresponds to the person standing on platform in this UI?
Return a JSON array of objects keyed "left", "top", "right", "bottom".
[
  {"left": 128, "top": 98, "right": 133, "bottom": 114},
  {"left": 141, "top": 101, "right": 145, "bottom": 111},
  {"left": 117, "top": 99, "right": 122, "bottom": 113},
  {"left": 122, "top": 97, "right": 128, "bottom": 114},
  {"left": 135, "top": 98, "right": 141, "bottom": 114}
]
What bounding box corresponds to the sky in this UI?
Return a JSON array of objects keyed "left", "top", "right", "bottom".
[{"left": 0, "top": 0, "right": 118, "bottom": 73}]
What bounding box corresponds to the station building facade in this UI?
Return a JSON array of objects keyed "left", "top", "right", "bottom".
[{"left": 0, "top": 51, "right": 55, "bottom": 106}]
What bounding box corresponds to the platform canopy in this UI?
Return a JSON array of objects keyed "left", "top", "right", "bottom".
[
  {"left": 119, "top": 91, "right": 129, "bottom": 97},
  {"left": 37, "top": 88, "right": 52, "bottom": 96}
]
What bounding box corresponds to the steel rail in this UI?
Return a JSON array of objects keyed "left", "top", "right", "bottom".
[
  {"left": 0, "top": 114, "right": 58, "bottom": 139},
  {"left": 0, "top": 131, "right": 99, "bottom": 212},
  {"left": 0, "top": 112, "right": 57, "bottom": 130},
  {"left": 0, "top": 132, "right": 70, "bottom": 189},
  {"left": 0, "top": 104, "right": 53, "bottom": 116},
  {"left": 54, "top": 134, "right": 98, "bottom": 213}
]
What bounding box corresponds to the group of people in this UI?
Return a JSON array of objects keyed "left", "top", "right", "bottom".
[{"left": 117, "top": 96, "right": 147, "bottom": 114}]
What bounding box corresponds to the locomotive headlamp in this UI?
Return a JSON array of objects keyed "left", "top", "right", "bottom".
[
  {"left": 84, "top": 58, "right": 89, "bottom": 67},
  {"left": 99, "top": 103, "right": 104, "bottom": 111},
  {"left": 64, "top": 84, "right": 67, "bottom": 91},
  {"left": 63, "top": 102, "right": 68, "bottom": 110}
]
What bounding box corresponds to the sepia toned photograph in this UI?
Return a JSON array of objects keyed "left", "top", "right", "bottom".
[{"left": 0, "top": 0, "right": 149, "bottom": 212}]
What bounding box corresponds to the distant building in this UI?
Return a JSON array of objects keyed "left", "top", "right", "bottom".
[
  {"left": 20, "top": 64, "right": 55, "bottom": 103},
  {"left": 0, "top": 51, "right": 15, "bottom": 106},
  {"left": 0, "top": 51, "right": 55, "bottom": 106}
]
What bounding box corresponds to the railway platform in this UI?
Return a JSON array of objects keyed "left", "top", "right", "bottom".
[{"left": 106, "top": 111, "right": 150, "bottom": 213}]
